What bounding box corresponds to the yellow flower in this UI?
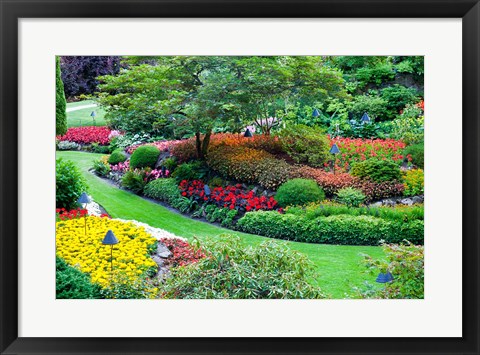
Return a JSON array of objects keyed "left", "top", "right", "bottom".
[{"left": 56, "top": 216, "right": 158, "bottom": 290}]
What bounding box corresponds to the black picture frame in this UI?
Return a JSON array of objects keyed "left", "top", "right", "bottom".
[{"left": 1, "top": 1, "right": 479, "bottom": 354}]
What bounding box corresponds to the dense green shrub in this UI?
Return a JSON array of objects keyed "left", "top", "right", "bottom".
[
  {"left": 108, "top": 149, "right": 127, "bottom": 164},
  {"left": 237, "top": 211, "right": 424, "bottom": 245},
  {"left": 380, "top": 85, "right": 419, "bottom": 120},
  {"left": 161, "top": 235, "right": 325, "bottom": 299},
  {"left": 56, "top": 257, "right": 102, "bottom": 299},
  {"left": 404, "top": 142, "right": 424, "bottom": 169},
  {"left": 144, "top": 178, "right": 192, "bottom": 213},
  {"left": 56, "top": 158, "right": 87, "bottom": 209},
  {"left": 204, "top": 205, "right": 238, "bottom": 228},
  {"left": 56, "top": 57, "right": 67, "bottom": 136},
  {"left": 335, "top": 187, "right": 366, "bottom": 207},
  {"left": 275, "top": 179, "right": 325, "bottom": 207},
  {"left": 279, "top": 125, "right": 330, "bottom": 167},
  {"left": 286, "top": 203, "right": 424, "bottom": 222},
  {"left": 92, "top": 158, "right": 111, "bottom": 177},
  {"left": 121, "top": 170, "right": 146, "bottom": 194},
  {"left": 130, "top": 145, "right": 160, "bottom": 169},
  {"left": 354, "top": 242, "right": 424, "bottom": 299},
  {"left": 350, "top": 159, "right": 401, "bottom": 182},
  {"left": 286, "top": 203, "right": 424, "bottom": 223},
  {"left": 172, "top": 161, "right": 210, "bottom": 182},
  {"left": 347, "top": 94, "right": 388, "bottom": 122},
  {"left": 91, "top": 142, "right": 113, "bottom": 154}
]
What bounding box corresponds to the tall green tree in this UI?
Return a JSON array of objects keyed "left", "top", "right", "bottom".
[
  {"left": 56, "top": 57, "right": 68, "bottom": 135},
  {"left": 97, "top": 56, "right": 346, "bottom": 156}
]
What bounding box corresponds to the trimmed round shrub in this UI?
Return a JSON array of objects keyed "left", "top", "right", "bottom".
[
  {"left": 350, "top": 158, "right": 401, "bottom": 182},
  {"left": 130, "top": 145, "right": 160, "bottom": 169},
  {"left": 279, "top": 125, "right": 330, "bottom": 167},
  {"left": 335, "top": 187, "right": 366, "bottom": 208},
  {"left": 275, "top": 178, "right": 325, "bottom": 207},
  {"left": 108, "top": 148, "right": 127, "bottom": 164},
  {"left": 404, "top": 142, "right": 424, "bottom": 169},
  {"left": 56, "top": 158, "right": 87, "bottom": 209}
]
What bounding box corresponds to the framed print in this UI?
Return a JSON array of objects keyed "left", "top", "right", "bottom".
[{"left": 1, "top": 0, "right": 479, "bottom": 354}]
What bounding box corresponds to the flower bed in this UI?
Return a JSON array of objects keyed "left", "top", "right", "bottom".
[
  {"left": 57, "top": 126, "right": 112, "bottom": 145},
  {"left": 56, "top": 216, "right": 158, "bottom": 292},
  {"left": 159, "top": 238, "right": 205, "bottom": 267},
  {"left": 292, "top": 165, "right": 404, "bottom": 201},
  {"left": 330, "top": 137, "right": 407, "bottom": 170},
  {"left": 56, "top": 207, "right": 88, "bottom": 220},
  {"left": 179, "top": 179, "right": 279, "bottom": 212}
]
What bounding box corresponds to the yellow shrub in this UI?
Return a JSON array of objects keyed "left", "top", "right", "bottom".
[{"left": 403, "top": 169, "right": 424, "bottom": 196}]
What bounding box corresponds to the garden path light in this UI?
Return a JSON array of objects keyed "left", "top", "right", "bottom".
[
  {"left": 77, "top": 192, "right": 91, "bottom": 235},
  {"left": 102, "top": 230, "right": 119, "bottom": 281}
]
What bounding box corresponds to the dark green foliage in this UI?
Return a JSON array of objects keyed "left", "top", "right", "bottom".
[
  {"left": 204, "top": 205, "right": 238, "bottom": 228},
  {"left": 108, "top": 149, "right": 127, "bottom": 164},
  {"left": 130, "top": 145, "right": 160, "bottom": 169},
  {"left": 237, "top": 211, "right": 424, "bottom": 245},
  {"left": 162, "top": 157, "right": 177, "bottom": 171},
  {"left": 172, "top": 161, "right": 210, "bottom": 182},
  {"left": 279, "top": 125, "right": 330, "bottom": 167},
  {"left": 56, "top": 57, "right": 68, "bottom": 136},
  {"left": 380, "top": 85, "right": 419, "bottom": 120},
  {"left": 350, "top": 159, "right": 401, "bottom": 182},
  {"left": 404, "top": 143, "right": 424, "bottom": 169},
  {"left": 144, "top": 178, "right": 192, "bottom": 213},
  {"left": 354, "top": 242, "right": 424, "bottom": 299},
  {"left": 161, "top": 235, "right": 325, "bottom": 299},
  {"left": 56, "top": 158, "right": 87, "bottom": 209},
  {"left": 121, "top": 170, "right": 146, "bottom": 194},
  {"left": 91, "top": 142, "right": 113, "bottom": 154},
  {"left": 56, "top": 257, "right": 102, "bottom": 299},
  {"left": 275, "top": 179, "right": 325, "bottom": 207}
]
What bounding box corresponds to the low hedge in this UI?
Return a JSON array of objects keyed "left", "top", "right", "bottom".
[
  {"left": 143, "top": 178, "right": 192, "bottom": 213},
  {"left": 237, "top": 211, "right": 423, "bottom": 246}
]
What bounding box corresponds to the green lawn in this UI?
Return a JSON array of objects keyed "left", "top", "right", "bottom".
[
  {"left": 57, "top": 150, "right": 385, "bottom": 298},
  {"left": 67, "top": 100, "right": 106, "bottom": 127}
]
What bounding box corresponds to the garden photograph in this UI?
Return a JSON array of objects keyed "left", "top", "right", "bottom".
[{"left": 55, "top": 55, "right": 424, "bottom": 300}]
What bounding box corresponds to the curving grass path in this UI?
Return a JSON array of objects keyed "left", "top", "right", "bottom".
[
  {"left": 67, "top": 100, "right": 106, "bottom": 127},
  {"left": 57, "top": 151, "right": 384, "bottom": 298}
]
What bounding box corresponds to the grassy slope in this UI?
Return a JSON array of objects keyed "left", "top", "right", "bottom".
[
  {"left": 67, "top": 100, "right": 106, "bottom": 127},
  {"left": 57, "top": 151, "right": 385, "bottom": 298}
]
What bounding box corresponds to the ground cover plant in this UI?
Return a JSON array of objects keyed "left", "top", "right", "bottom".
[{"left": 56, "top": 55, "right": 424, "bottom": 300}]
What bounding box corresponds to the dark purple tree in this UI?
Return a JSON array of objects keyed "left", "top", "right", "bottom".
[{"left": 60, "top": 56, "right": 121, "bottom": 99}]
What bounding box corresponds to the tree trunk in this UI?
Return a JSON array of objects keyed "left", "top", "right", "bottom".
[
  {"left": 195, "top": 130, "right": 212, "bottom": 160},
  {"left": 195, "top": 132, "right": 202, "bottom": 159},
  {"left": 201, "top": 130, "right": 212, "bottom": 158}
]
